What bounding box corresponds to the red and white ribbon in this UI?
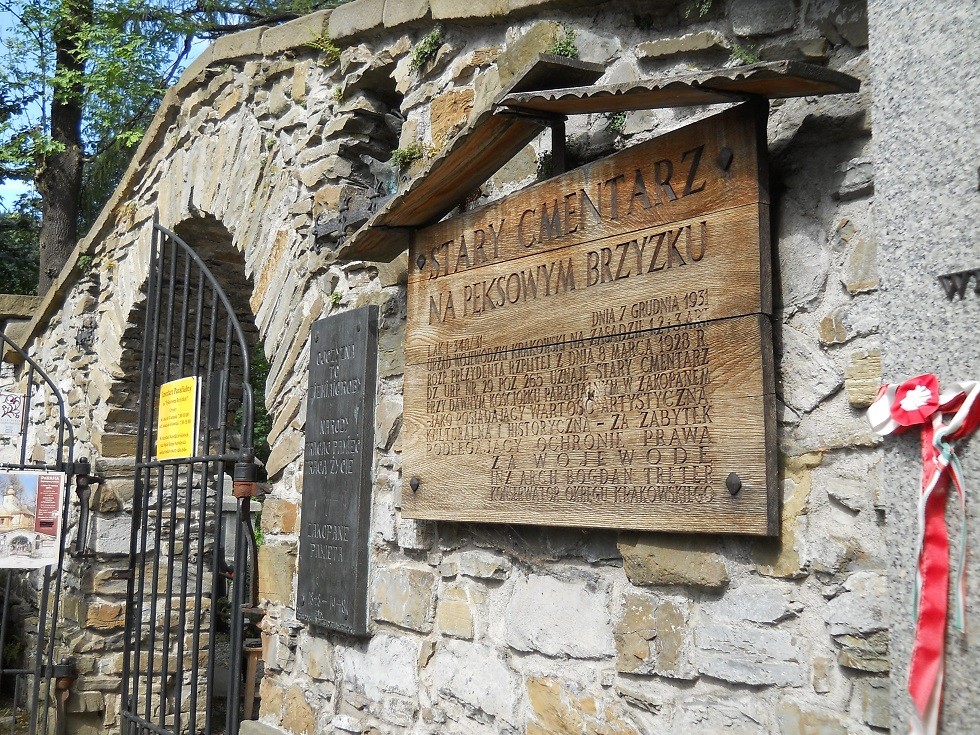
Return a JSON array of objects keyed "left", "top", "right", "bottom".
[{"left": 868, "top": 375, "right": 980, "bottom": 735}]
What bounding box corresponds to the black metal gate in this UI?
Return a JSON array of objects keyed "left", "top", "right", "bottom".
[
  {"left": 0, "top": 331, "right": 77, "bottom": 734},
  {"left": 121, "top": 221, "right": 259, "bottom": 735}
]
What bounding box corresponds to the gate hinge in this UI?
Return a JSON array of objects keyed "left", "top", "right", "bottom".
[{"left": 233, "top": 460, "right": 264, "bottom": 499}]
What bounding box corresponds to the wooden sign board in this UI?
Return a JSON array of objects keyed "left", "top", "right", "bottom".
[{"left": 402, "top": 103, "right": 777, "bottom": 535}]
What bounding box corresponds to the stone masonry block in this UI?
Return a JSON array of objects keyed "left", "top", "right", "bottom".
[
  {"left": 329, "top": 0, "right": 384, "bottom": 40},
  {"left": 258, "top": 542, "right": 297, "bottom": 605},
  {"left": 615, "top": 593, "right": 655, "bottom": 673},
  {"left": 777, "top": 701, "right": 852, "bottom": 735},
  {"left": 258, "top": 676, "right": 286, "bottom": 719},
  {"left": 430, "top": 88, "right": 474, "bottom": 149},
  {"left": 496, "top": 21, "right": 563, "bottom": 89},
  {"left": 752, "top": 452, "right": 822, "bottom": 578},
  {"left": 261, "top": 497, "right": 298, "bottom": 534},
  {"left": 779, "top": 326, "right": 843, "bottom": 413},
  {"left": 636, "top": 31, "right": 730, "bottom": 59},
  {"left": 262, "top": 10, "right": 331, "bottom": 55},
  {"left": 504, "top": 573, "right": 613, "bottom": 658},
  {"left": 430, "top": 0, "right": 509, "bottom": 21},
  {"left": 436, "top": 585, "right": 474, "bottom": 639},
  {"left": 843, "top": 230, "right": 879, "bottom": 293},
  {"left": 383, "top": 0, "right": 430, "bottom": 27},
  {"left": 265, "top": 429, "right": 302, "bottom": 479},
  {"left": 241, "top": 722, "right": 288, "bottom": 735},
  {"left": 844, "top": 348, "right": 882, "bottom": 408},
  {"left": 615, "top": 593, "right": 696, "bottom": 679},
  {"left": 696, "top": 622, "right": 805, "bottom": 687},
  {"left": 371, "top": 564, "right": 437, "bottom": 632},
  {"left": 84, "top": 601, "right": 127, "bottom": 631},
  {"left": 66, "top": 690, "right": 104, "bottom": 713},
  {"left": 731, "top": 0, "right": 796, "bottom": 36},
  {"left": 456, "top": 549, "right": 511, "bottom": 580},
  {"left": 819, "top": 302, "right": 879, "bottom": 345},
  {"left": 855, "top": 677, "right": 890, "bottom": 729},
  {"left": 527, "top": 677, "right": 635, "bottom": 735},
  {"left": 94, "top": 431, "right": 137, "bottom": 458},
  {"left": 211, "top": 26, "right": 263, "bottom": 61},
  {"left": 0, "top": 294, "right": 41, "bottom": 319},
  {"left": 429, "top": 641, "right": 518, "bottom": 724},
  {"left": 618, "top": 533, "right": 729, "bottom": 589},
  {"left": 282, "top": 685, "right": 316, "bottom": 735}
]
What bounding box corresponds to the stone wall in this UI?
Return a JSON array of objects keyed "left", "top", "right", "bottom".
[{"left": 2, "top": 0, "right": 924, "bottom": 733}]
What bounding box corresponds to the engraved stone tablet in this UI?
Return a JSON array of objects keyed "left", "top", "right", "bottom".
[
  {"left": 297, "top": 306, "right": 378, "bottom": 634},
  {"left": 402, "top": 103, "right": 777, "bottom": 535}
]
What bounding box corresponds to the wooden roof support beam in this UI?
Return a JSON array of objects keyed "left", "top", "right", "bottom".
[
  {"left": 500, "top": 60, "right": 860, "bottom": 116},
  {"left": 338, "top": 61, "right": 860, "bottom": 264}
]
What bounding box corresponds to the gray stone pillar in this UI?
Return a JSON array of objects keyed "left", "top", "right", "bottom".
[{"left": 869, "top": 2, "right": 980, "bottom": 731}]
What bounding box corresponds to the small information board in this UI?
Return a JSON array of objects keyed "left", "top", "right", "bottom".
[
  {"left": 297, "top": 306, "right": 378, "bottom": 635},
  {"left": 0, "top": 470, "right": 65, "bottom": 568},
  {"left": 0, "top": 392, "right": 24, "bottom": 436},
  {"left": 402, "top": 103, "right": 777, "bottom": 535},
  {"left": 156, "top": 376, "right": 199, "bottom": 460}
]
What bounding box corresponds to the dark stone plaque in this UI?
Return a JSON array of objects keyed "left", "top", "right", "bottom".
[{"left": 297, "top": 306, "right": 378, "bottom": 635}]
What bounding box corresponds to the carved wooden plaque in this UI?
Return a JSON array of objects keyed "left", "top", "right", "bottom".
[
  {"left": 297, "top": 306, "right": 377, "bottom": 634},
  {"left": 403, "top": 103, "right": 777, "bottom": 535}
]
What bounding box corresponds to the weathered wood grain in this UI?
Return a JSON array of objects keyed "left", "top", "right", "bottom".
[
  {"left": 406, "top": 204, "right": 768, "bottom": 366},
  {"left": 402, "top": 314, "right": 776, "bottom": 535},
  {"left": 403, "top": 103, "right": 777, "bottom": 535},
  {"left": 500, "top": 60, "right": 862, "bottom": 116}
]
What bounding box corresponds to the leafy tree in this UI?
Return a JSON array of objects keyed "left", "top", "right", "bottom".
[
  {"left": 0, "top": 0, "right": 352, "bottom": 295},
  {"left": 0, "top": 193, "right": 40, "bottom": 294}
]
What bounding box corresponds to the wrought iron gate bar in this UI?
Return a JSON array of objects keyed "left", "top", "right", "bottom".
[
  {"left": 0, "top": 332, "right": 75, "bottom": 735},
  {"left": 121, "top": 219, "right": 256, "bottom": 735}
]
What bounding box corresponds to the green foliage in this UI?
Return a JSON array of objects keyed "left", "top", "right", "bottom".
[
  {"left": 0, "top": 195, "right": 40, "bottom": 294},
  {"left": 390, "top": 143, "right": 424, "bottom": 171},
  {"left": 76, "top": 254, "right": 94, "bottom": 273},
  {"left": 683, "top": 0, "right": 713, "bottom": 19},
  {"left": 608, "top": 111, "right": 628, "bottom": 134},
  {"left": 2, "top": 635, "right": 23, "bottom": 668},
  {"left": 410, "top": 26, "right": 444, "bottom": 72},
  {"left": 550, "top": 26, "right": 578, "bottom": 59},
  {"left": 0, "top": 1, "right": 361, "bottom": 287},
  {"left": 329, "top": 289, "right": 343, "bottom": 305},
  {"left": 536, "top": 151, "right": 554, "bottom": 181},
  {"left": 249, "top": 346, "right": 272, "bottom": 469},
  {"left": 729, "top": 40, "right": 761, "bottom": 65},
  {"left": 307, "top": 34, "right": 341, "bottom": 66}
]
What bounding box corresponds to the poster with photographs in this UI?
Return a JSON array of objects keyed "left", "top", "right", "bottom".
[{"left": 0, "top": 470, "right": 65, "bottom": 568}]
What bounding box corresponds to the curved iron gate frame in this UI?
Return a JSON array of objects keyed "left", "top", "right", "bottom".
[
  {"left": 0, "top": 332, "right": 76, "bottom": 735},
  {"left": 121, "top": 219, "right": 258, "bottom": 735}
]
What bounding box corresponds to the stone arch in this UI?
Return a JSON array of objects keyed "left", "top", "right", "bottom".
[
  {"left": 97, "top": 213, "right": 262, "bottom": 469},
  {"left": 71, "top": 210, "right": 271, "bottom": 727}
]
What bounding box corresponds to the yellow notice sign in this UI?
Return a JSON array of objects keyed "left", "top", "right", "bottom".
[{"left": 156, "top": 376, "right": 199, "bottom": 460}]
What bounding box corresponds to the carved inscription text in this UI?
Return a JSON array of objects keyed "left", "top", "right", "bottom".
[{"left": 403, "top": 104, "right": 777, "bottom": 535}]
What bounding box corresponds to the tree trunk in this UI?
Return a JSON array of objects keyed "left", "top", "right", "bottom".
[{"left": 36, "top": 0, "right": 92, "bottom": 295}]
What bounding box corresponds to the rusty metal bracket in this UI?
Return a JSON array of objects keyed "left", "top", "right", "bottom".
[{"left": 233, "top": 460, "right": 264, "bottom": 499}]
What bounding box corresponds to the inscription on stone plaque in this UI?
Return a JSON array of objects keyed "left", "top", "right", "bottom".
[
  {"left": 403, "top": 103, "right": 777, "bottom": 535},
  {"left": 298, "top": 306, "right": 378, "bottom": 634}
]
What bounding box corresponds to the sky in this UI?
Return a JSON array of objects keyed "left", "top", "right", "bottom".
[
  {"left": 0, "top": 8, "right": 28, "bottom": 212},
  {"left": 0, "top": 180, "right": 30, "bottom": 211}
]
